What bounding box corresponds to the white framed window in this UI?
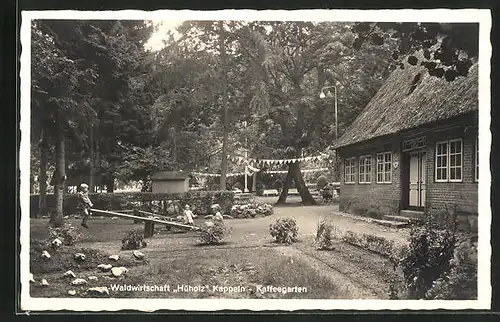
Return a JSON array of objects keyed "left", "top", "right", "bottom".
[
  {"left": 435, "top": 141, "right": 448, "bottom": 182},
  {"left": 359, "top": 155, "right": 372, "bottom": 183},
  {"left": 376, "top": 152, "right": 392, "bottom": 183},
  {"left": 344, "top": 158, "right": 356, "bottom": 184},
  {"left": 476, "top": 137, "right": 479, "bottom": 182},
  {"left": 435, "top": 139, "right": 463, "bottom": 182}
]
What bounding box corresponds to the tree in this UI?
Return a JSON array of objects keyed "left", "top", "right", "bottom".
[
  {"left": 350, "top": 22, "right": 478, "bottom": 81},
  {"left": 32, "top": 20, "right": 155, "bottom": 224},
  {"left": 32, "top": 20, "right": 99, "bottom": 226},
  {"left": 234, "top": 21, "right": 397, "bottom": 204}
]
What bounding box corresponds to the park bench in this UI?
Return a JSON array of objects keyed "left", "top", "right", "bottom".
[{"left": 90, "top": 208, "right": 199, "bottom": 238}]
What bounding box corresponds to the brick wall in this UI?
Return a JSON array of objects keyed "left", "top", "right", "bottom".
[
  {"left": 424, "top": 125, "right": 478, "bottom": 216},
  {"left": 338, "top": 115, "right": 478, "bottom": 221},
  {"left": 338, "top": 137, "right": 402, "bottom": 214}
]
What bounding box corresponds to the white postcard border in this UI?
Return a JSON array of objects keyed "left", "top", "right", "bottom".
[{"left": 20, "top": 9, "right": 492, "bottom": 312}]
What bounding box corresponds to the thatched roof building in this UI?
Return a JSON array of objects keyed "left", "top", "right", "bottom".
[{"left": 333, "top": 58, "right": 478, "bottom": 149}]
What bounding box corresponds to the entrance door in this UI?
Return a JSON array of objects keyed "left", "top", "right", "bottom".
[{"left": 409, "top": 151, "right": 426, "bottom": 208}]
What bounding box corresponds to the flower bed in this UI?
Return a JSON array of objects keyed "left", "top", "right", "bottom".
[{"left": 230, "top": 203, "right": 273, "bottom": 219}]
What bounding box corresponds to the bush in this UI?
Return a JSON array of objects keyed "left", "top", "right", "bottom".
[
  {"left": 398, "top": 220, "right": 457, "bottom": 299},
  {"left": 316, "top": 176, "right": 328, "bottom": 191},
  {"left": 339, "top": 230, "right": 398, "bottom": 258},
  {"left": 232, "top": 182, "right": 244, "bottom": 191},
  {"left": 30, "top": 191, "right": 235, "bottom": 217},
  {"left": 425, "top": 239, "right": 478, "bottom": 300},
  {"left": 197, "top": 222, "right": 231, "bottom": 245},
  {"left": 342, "top": 196, "right": 397, "bottom": 219},
  {"left": 121, "top": 229, "right": 147, "bottom": 250},
  {"left": 269, "top": 217, "right": 298, "bottom": 244},
  {"left": 230, "top": 203, "right": 273, "bottom": 218},
  {"left": 315, "top": 220, "right": 337, "bottom": 250},
  {"left": 48, "top": 224, "right": 82, "bottom": 246}
]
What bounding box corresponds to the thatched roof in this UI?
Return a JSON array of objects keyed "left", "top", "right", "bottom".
[
  {"left": 333, "top": 57, "right": 478, "bottom": 149},
  {"left": 151, "top": 171, "right": 190, "bottom": 181}
]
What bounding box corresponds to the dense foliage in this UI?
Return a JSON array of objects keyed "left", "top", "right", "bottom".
[
  {"left": 122, "top": 229, "right": 147, "bottom": 250},
  {"left": 269, "top": 217, "right": 299, "bottom": 244},
  {"left": 30, "top": 191, "right": 235, "bottom": 216},
  {"left": 197, "top": 222, "right": 231, "bottom": 245}
]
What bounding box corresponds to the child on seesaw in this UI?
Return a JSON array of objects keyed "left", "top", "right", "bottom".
[
  {"left": 78, "top": 183, "right": 93, "bottom": 228},
  {"left": 183, "top": 204, "right": 195, "bottom": 226}
]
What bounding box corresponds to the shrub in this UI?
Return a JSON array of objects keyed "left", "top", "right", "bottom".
[
  {"left": 48, "top": 224, "right": 82, "bottom": 246},
  {"left": 269, "top": 217, "right": 298, "bottom": 244},
  {"left": 30, "top": 191, "right": 235, "bottom": 217},
  {"left": 121, "top": 229, "right": 147, "bottom": 250},
  {"left": 315, "top": 220, "right": 337, "bottom": 250},
  {"left": 232, "top": 182, "right": 244, "bottom": 191},
  {"left": 398, "top": 221, "right": 457, "bottom": 299},
  {"left": 197, "top": 222, "right": 231, "bottom": 245},
  {"left": 342, "top": 196, "right": 398, "bottom": 219},
  {"left": 316, "top": 176, "right": 328, "bottom": 191},
  {"left": 230, "top": 203, "right": 273, "bottom": 218},
  {"left": 425, "top": 239, "right": 478, "bottom": 300}
]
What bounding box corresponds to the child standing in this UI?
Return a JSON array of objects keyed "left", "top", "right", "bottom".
[
  {"left": 183, "top": 204, "right": 195, "bottom": 226},
  {"left": 78, "top": 183, "right": 93, "bottom": 228}
]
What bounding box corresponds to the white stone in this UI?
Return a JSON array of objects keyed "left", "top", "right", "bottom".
[
  {"left": 88, "top": 276, "right": 98, "bottom": 281},
  {"left": 40, "top": 279, "right": 49, "bottom": 287},
  {"left": 108, "top": 255, "right": 119, "bottom": 261},
  {"left": 63, "top": 270, "right": 76, "bottom": 278},
  {"left": 68, "top": 290, "right": 77, "bottom": 296},
  {"left": 64, "top": 215, "right": 69, "bottom": 219},
  {"left": 111, "top": 267, "right": 128, "bottom": 277},
  {"left": 133, "top": 251, "right": 145, "bottom": 260},
  {"left": 97, "top": 264, "right": 113, "bottom": 272},
  {"left": 52, "top": 238, "right": 63, "bottom": 248},
  {"left": 87, "top": 286, "right": 109, "bottom": 296},
  {"left": 29, "top": 273, "right": 35, "bottom": 283},
  {"left": 41, "top": 250, "right": 51, "bottom": 259},
  {"left": 71, "top": 278, "right": 87, "bottom": 286},
  {"left": 74, "top": 253, "right": 86, "bottom": 261}
]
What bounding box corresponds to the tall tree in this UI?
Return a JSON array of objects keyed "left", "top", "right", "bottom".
[
  {"left": 236, "top": 21, "right": 397, "bottom": 204},
  {"left": 32, "top": 20, "right": 98, "bottom": 226}
]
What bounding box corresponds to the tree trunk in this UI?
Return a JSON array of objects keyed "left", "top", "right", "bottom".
[
  {"left": 38, "top": 128, "right": 48, "bottom": 218},
  {"left": 172, "top": 126, "right": 177, "bottom": 165},
  {"left": 106, "top": 174, "right": 115, "bottom": 193},
  {"left": 50, "top": 118, "right": 66, "bottom": 227},
  {"left": 89, "top": 125, "right": 95, "bottom": 192},
  {"left": 219, "top": 21, "right": 228, "bottom": 191},
  {"left": 290, "top": 162, "right": 316, "bottom": 205},
  {"left": 276, "top": 168, "right": 293, "bottom": 204}
]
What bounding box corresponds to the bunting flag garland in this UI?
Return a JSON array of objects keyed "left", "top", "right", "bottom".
[
  {"left": 228, "top": 153, "right": 329, "bottom": 167},
  {"left": 192, "top": 167, "right": 329, "bottom": 178},
  {"left": 263, "top": 168, "right": 330, "bottom": 174}
]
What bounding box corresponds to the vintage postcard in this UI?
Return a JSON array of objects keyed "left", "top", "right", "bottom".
[{"left": 19, "top": 9, "right": 492, "bottom": 311}]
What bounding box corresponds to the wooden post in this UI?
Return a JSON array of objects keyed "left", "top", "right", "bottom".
[{"left": 144, "top": 221, "right": 155, "bottom": 238}]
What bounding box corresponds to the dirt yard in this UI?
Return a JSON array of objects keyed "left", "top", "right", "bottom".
[{"left": 29, "top": 201, "right": 409, "bottom": 299}]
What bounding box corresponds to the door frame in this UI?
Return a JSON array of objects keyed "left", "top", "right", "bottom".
[{"left": 401, "top": 149, "right": 426, "bottom": 211}]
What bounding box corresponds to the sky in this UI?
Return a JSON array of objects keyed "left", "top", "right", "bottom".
[{"left": 145, "top": 21, "right": 183, "bottom": 52}]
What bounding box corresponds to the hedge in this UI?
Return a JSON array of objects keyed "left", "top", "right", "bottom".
[{"left": 30, "top": 191, "right": 235, "bottom": 217}]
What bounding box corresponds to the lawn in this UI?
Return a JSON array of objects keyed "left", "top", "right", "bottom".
[{"left": 28, "top": 207, "right": 399, "bottom": 300}]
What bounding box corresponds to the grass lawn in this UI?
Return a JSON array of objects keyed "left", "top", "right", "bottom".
[{"left": 28, "top": 211, "right": 397, "bottom": 299}]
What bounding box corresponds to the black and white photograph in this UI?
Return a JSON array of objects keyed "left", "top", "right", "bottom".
[{"left": 20, "top": 9, "right": 492, "bottom": 311}]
